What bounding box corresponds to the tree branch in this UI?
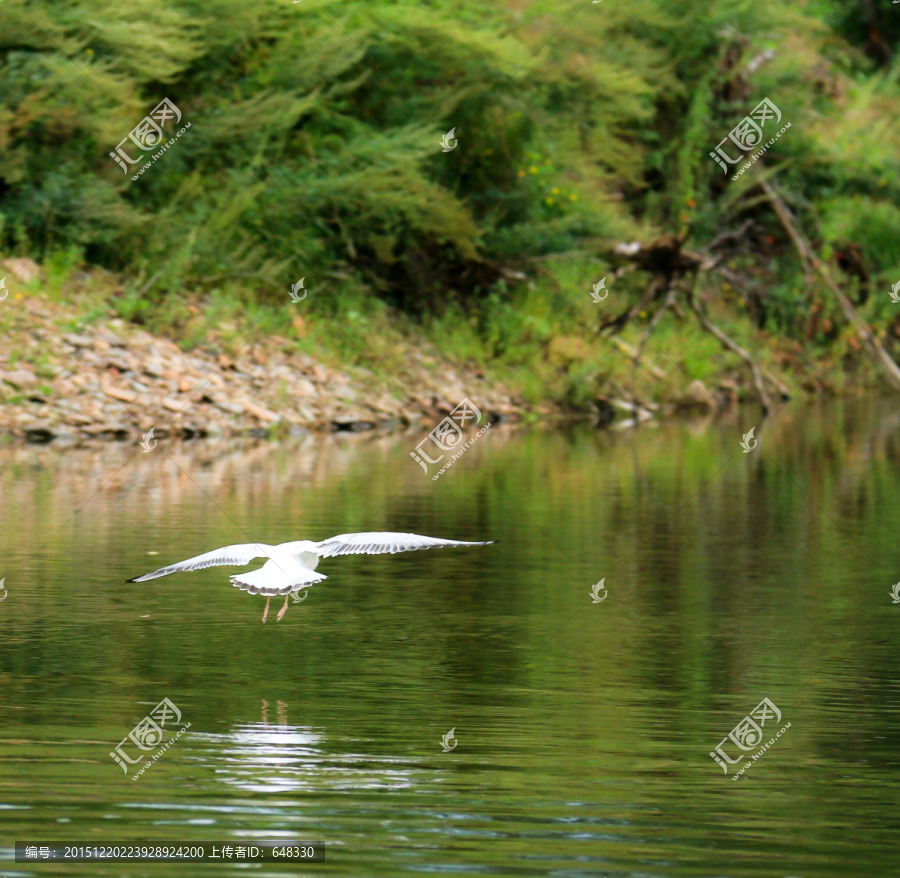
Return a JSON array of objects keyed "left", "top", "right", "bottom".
[
  {"left": 686, "top": 281, "right": 772, "bottom": 412},
  {"left": 759, "top": 177, "right": 900, "bottom": 391}
]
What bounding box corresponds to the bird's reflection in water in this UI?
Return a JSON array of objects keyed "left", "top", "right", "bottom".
[
  {"left": 189, "top": 700, "right": 416, "bottom": 795},
  {"left": 260, "top": 697, "right": 288, "bottom": 728}
]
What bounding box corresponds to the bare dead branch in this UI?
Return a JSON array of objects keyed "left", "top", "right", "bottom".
[
  {"left": 686, "top": 282, "right": 772, "bottom": 412},
  {"left": 704, "top": 219, "right": 754, "bottom": 255},
  {"left": 758, "top": 178, "right": 814, "bottom": 278},
  {"left": 761, "top": 367, "right": 792, "bottom": 400},
  {"left": 759, "top": 177, "right": 900, "bottom": 391},
  {"left": 599, "top": 275, "right": 667, "bottom": 335},
  {"left": 609, "top": 337, "right": 667, "bottom": 380},
  {"left": 745, "top": 48, "right": 776, "bottom": 77},
  {"left": 605, "top": 230, "right": 783, "bottom": 410},
  {"left": 634, "top": 288, "right": 676, "bottom": 366}
]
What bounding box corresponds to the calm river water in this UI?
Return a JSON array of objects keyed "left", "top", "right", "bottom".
[{"left": 1, "top": 399, "right": 899, "bottom": 876}]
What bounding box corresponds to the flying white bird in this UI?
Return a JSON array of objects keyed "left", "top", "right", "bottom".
[{"left": 128, "top": 532, "right": 495, "bottom": 622}]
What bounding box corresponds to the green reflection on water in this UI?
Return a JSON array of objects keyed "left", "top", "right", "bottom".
[{"left": 1, "top": 399, "right": 899, "bottom": 877}]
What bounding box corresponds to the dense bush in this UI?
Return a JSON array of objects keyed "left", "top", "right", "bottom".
[{"left": 1, "top": 0, "right": 899, "bottom": 353}]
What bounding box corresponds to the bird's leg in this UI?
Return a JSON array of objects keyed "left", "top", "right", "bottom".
[
  {"left": 276, "top": 594, "right": 289, "bottom": 622},
  {"left": 262, "top": 596, "right": 271, "bottom": 623}
]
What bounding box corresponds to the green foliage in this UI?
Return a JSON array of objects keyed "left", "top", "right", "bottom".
[
  {"left": 0, "top": 0, "right": 652, "bottom": 314},
  {"left": 3, "top": 0, "right": 900, "bottom": 402}
]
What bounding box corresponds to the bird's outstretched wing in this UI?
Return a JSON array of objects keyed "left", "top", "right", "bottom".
[
  {"left": 127, "top": 543, "right": 275, "bottom": 582},
  {"left": 313, "top": 532, "right": 494, "bottom": 558}
]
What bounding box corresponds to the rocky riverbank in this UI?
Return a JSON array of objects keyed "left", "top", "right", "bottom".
[
  {"left": 0, "top": 267, "right": 532, "bottom": 445},
  {"left": 1, "top": 260, "right": 809, "bottom": 446}
]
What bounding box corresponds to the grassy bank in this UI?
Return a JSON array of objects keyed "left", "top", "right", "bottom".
[{"left": 0, "top": 251, "right": 883, "bottom": 443}]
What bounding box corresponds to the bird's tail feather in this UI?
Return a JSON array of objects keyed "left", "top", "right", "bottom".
[{"left": 230, "top": 557, "right": 327, "bottom": 596}]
